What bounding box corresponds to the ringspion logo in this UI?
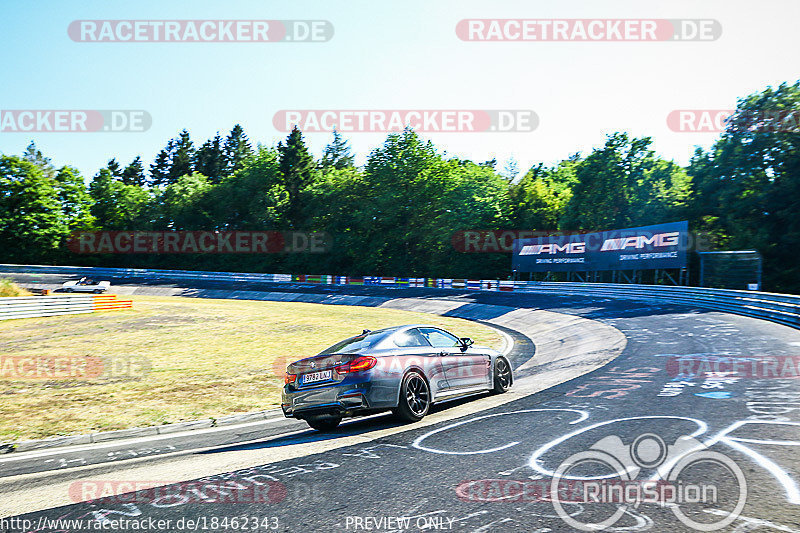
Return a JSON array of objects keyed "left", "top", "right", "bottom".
[
  {"left": 457, "top": 19, "right": 721, "bottom": 41},
  {"left": 273, "top": 110, "right": 538, "bottom": 133},
  {"left": 68, "top": 20, "right": 333, "bottom": 42},
  {"left": 0, "top": 110, "right": 151, "bottom": 132},
  {"left": 550, "top": 433, "right": 746, "bottom": 531}
]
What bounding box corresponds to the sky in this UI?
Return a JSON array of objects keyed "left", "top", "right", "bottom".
[{"left": 0, "top": 0, "right": 798, "bottom": 181}]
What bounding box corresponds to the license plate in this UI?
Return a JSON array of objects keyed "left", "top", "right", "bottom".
[{"left": 302, "top": 370, "right": 332, "bottom": 384}]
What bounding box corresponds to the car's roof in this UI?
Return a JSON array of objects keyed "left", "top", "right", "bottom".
[
  {"left": 380, "top": 324, "right": 443, "bottom": 332},
  {"left": 361, "top": 324, "right": 449, "bottom": 338},
  {"left": 341, "top": 324, "right": 445, "bottom": 340},
  {"left": 318, "top": 325, "right": 453, "bottom": 354}
]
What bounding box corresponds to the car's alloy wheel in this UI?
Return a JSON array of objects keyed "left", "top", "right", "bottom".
[
  {"left": 393, "top": 371, "right": 430, "bottom": 422},
  {"left": 492, "top": 358, "right": 512, "bottom": 393},
  {"left": 306, "top": 415, "right": 342, "bottom": 431}
]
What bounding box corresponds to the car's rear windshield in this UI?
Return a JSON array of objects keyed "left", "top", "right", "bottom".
[{"left": 318, "top": 329, "right": 390, "bottom": 354}]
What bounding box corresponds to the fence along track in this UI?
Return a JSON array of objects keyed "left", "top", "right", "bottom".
[
  {"left": 0, "top": 294, "right": 132, "bottom": 320},
  {"left": 0, "top": 263, "right": 798, "bottom": 329}
]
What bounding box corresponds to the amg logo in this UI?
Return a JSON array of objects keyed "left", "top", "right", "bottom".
[
  {"left": 519, "top": 242, "right": 586, "bottom": 255},
  {"left": 601, "top": 232, "right": 680, "bottom": 251}
]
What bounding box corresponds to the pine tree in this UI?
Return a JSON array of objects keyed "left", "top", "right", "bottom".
[
  {"left": 195, "top": 133, "right": 226, "bottom": 183},
  {"left": 149, "top": 140, "right": 173, "bottom": 187},
  {"left": 223, "top": 124, "right": 252, "bottom": 177},
  {"left": 168, "top": 129, "right": 194, "bottom": 183},
  {"left": 106, "top": 158, "right": 123, "bottom": 179},
  {"left": 320, "top": 129, "right": 355, "bottom": 170},
  {"left": 22, "top": 141, "right": 55, "bottom": 178},
  {"left": 501, "top": 157, "right": 520, "bottom": 181},
  {"left": 278, "top": 126, "right": 316, "bottom": 228},
  {"left": 122, "top": 156, "right": 146, "bottom": 186}
]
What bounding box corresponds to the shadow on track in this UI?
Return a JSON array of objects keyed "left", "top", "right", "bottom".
[{"left": 199, "top": 392, "right": 495, "bottom": 454}]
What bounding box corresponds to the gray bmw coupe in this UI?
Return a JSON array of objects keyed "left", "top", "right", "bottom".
[{"left": 281, "top": 324, "right": 513, "bottom": 431}]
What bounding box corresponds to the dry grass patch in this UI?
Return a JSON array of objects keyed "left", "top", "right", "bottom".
[
  {"left": 0, "top": 279, "right": 32, "bottom": 297},
  {"left": 0, "top": 295, "right": 501, "bottom": 441}
]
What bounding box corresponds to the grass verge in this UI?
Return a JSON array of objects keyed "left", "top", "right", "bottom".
[
  {"left": 0, "top": 295, "right": 502, "bottom": 441},
  {"left": 0, "top": 279, "right": 32, "bottom": 297}
]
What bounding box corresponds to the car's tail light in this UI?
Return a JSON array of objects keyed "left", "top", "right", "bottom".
[
  {"left": 285, "top": 373, "right": 296, "bottom": 384},
  {"left": 335, "top": 356, "right": 377, "bottom": 374}
]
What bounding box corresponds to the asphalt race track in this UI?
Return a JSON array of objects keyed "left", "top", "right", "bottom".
[{"left": 2, "top": 273, "right": 800, "bottom": 532}]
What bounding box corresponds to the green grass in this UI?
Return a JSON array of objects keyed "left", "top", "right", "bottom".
[
  {"left": 0, "top": 278, "right": 32, "bottom": 297},
  {"left": 0, "top": 295, "right": 501, "bottom": 441}
]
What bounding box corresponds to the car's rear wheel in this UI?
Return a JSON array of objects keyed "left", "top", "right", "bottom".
[
  {"left": 306, "top": 415, "right": 342, "bottom": 431},
  {"left": 393, "top": 371, "right": 430, "bottom": 422},
  {"left": 492, "top": 358, "right": 512, "bottom": 393},
  {"left": 64, "top": 288, "right": 73, "bottom": 293},
  {"left": 93, "top": 289, "right": 103, "bottom": 293}
]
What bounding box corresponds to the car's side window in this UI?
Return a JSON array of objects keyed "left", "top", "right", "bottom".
[
  {"left": 394, "top": 328, "right": 432, "bottom": 348},
  {"left": 419, "top": 328, "right": 461, "bottom": 349}
]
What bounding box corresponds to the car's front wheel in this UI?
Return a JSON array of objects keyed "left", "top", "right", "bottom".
[
  {"left": 63, "top": 288, "right": 73, "bottom": 293},
  {"left": 305, "top": 415, "right": 341, "bottom": 432},
  {"left": 93, "top": 289, "right": 103, "bottom": 293},
  {"left": 392, "top": 371, "right": 430, "bottom": 422}
]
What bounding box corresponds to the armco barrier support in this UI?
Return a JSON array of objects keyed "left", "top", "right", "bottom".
[
  {"left": 1, "top": 264, "right": 799, "bottom": 329},
  {"left": 0, "top": 294, "right": 132, "bottom": 320}
]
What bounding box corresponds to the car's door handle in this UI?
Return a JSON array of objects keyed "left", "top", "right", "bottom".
[{"left": 439, "top": 351, "right": 449, "bottom": 356}]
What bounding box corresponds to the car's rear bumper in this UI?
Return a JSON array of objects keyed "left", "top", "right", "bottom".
[{"left": 281, "top": 378, "right": 396, "bottom": 419}]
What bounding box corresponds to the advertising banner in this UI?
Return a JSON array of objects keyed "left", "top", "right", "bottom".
[{"left": 512, "top": 221, "right": 689, "bottom": 272}]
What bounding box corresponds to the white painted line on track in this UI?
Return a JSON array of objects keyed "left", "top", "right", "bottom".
[{"left": 412, "top": 409, "right": 588, "bottom": 456}]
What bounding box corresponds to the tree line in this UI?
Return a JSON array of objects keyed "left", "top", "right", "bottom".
[{"left": 1, "top": 82, "right": 798, "bottom": 292}]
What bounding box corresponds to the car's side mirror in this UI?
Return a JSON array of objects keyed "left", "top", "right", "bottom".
[{"left": 460, "top": 338, "right": 474, "bottom": 351}]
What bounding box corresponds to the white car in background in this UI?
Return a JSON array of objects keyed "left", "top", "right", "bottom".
[{"left": 61, "top": 277, "right": 111, "bottom": 293}]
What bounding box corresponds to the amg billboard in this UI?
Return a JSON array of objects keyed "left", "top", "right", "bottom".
[{"left": 512, "top": 221, "right": 689, "bottom": 272}]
